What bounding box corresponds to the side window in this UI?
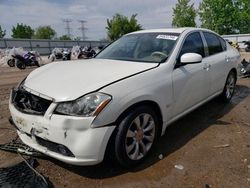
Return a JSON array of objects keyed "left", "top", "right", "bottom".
[
  {"left": 203, "top": 32, "right": 223, "bottom": 55},
  {"left": 219, "top": 37, "right": 227, "bottom": 51},
  {"left": 179, "top": 32, "right": 205, "bottom": 61}
]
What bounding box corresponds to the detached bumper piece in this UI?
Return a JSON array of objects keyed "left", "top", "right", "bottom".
[
  {"left": 0, "top": 141, "right": 44, "bottom": 158},
  {"left": 0, "top": 158, "right": 51, "bottom": 188}
]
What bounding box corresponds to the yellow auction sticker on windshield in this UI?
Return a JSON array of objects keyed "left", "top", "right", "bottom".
[{"left": 156, "top": 35, "right": 178, "bottom": 40}]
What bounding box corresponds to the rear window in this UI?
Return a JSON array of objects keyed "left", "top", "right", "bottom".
[{"left": 203, "top": 32, "right": 223, "bottom": 55}]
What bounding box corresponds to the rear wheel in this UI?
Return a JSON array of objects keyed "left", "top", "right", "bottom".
[
  {"left": 7, "top": 59, "right": 15, "bottom": 67},
  {"left": 219, "top": 71, "right": 236, "bottom": 103},
  {"left": 114, "top": 106, "right": 159, "bottom": 167}
]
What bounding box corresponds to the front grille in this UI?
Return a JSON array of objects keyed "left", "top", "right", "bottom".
[
  {"left": 12, "top": 88, "right": 52, "bottom": 115},
  {"left": 35, "top": 136, "right": 74, "bottom": 157}
]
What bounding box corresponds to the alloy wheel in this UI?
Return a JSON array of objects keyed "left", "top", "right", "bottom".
[
  {"left": 225, "top": 74, "right": 235, "bottom": 99},
  {"left": 125, "top": 113, "right": 156, "bottom": 160}
]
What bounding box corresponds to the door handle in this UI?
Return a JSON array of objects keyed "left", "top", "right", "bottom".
[
  {"left": 226, "top": 56, "right": 231, "bottom": 63},
  {"left": 203, "top": 64, "right": 211, "bottom": 70}
]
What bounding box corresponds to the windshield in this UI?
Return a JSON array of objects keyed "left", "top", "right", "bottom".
[{"left": 96, "top": 32, "right": 179, "bottom": 63}]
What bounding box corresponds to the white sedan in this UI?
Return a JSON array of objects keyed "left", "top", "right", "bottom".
[{"left": 9, "top": 28, "right": 240, "bottom": 167}]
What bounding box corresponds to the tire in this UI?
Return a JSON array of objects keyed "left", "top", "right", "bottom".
[
  {"left": 34, "top": 61, "right": 40, "bottom": 67},
  {"left": 16, "top": 61, "right": 26, "bottom": 70},
  {"left": 7, "top": 59, "right": 15, "bottom": 67},
  {"left": 219, "top": 71, "right": 236, "bottom": 103},
  {"left": 114, "top": 106, "right": 159, "bottom": 167}
]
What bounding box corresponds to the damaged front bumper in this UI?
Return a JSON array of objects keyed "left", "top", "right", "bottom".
[{"left": 9, "top": 102, "right": 115, "bottom": 166}]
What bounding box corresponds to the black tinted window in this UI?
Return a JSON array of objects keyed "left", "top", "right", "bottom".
[
  {"left": 204, "top": 32, "right": 223, "bottom": 55},
  {"left": 179, "top": 32, "right": 205, "bottom": 59},
  {"left": 219, "top": 37, "right": 227, "bottom": 51}
]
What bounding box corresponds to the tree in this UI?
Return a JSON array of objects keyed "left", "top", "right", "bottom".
[
  {"left": 234, "top": 0, "right": 250, "bottom": 34},
  {"left": 0, "top": 25, "right": 6, "bottom": 38},
  {"left": 172, "top": 0, "right": 196, "bottom": 27},
  {"left": 59, "top": 35, "right": 71, "bottom": 40},
  {"left": 199, "top": 0, "right": 250, "bottom": 34},
  {"left": 11, "top": 23, "right": 34, "bottom": 39},
  {"left": 35, "top": 26, "right": 56, "bottom": 39},
  {"left": 106, "top": 13, "right": 142, "bottom": 41},
  {"left": 199, "top": 0, "right": 236, "bottom": 34},
  {"left": 73, "top": 37, "right": 81, "bottom": 41}
]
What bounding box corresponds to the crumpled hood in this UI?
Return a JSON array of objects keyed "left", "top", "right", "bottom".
[{"left": 24, "top": 59, "right": 157, "bottom": 102}]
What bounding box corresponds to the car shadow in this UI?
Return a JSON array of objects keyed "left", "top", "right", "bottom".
[{"left": 49, "top": 83, "right": 250, "bottom": 179}]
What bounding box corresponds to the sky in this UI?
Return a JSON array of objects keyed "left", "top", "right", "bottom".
[{"left": 0, "top": 0, "right": 201, "bottom": 40}]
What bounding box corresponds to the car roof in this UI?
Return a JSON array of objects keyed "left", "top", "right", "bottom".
[{"left": 128, "top": 27, "right": 214, "bottom": 35}]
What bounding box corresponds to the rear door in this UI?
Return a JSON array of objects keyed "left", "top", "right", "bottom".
[
  {"left": 201, "top": 32, "right": 228, "bottom": 95},
  {"left": 171, "top": 31, "right": 210, "bottom": 118}
]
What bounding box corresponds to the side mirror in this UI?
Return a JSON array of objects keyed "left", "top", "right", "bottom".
[{"left": 180, "top": 53, "right": 202, "bottom": 64}]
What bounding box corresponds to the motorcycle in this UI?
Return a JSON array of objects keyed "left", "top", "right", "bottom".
[
  {"left": 81, "top": 46, "right": 96, "bottom": 59},
  {"left": 62, "top": 49, "right": 71, "bottom": 60},
  {"left": 70, "top": 46, "right": 82, "bottom": 60},
  {"left": 240, "top": 59, "right": 250, "bottom": 78},
  {"left": 48, "top": 48, "right": 71, "bottom": 61},
  {"left": 9, "top": 48, "right": 40, "bottom": 70},
  {"left": 244, "top": 41, "right": 250, "bottom": 52},
  {"left": 14, "top": 52, "right": 40, "bottom": 70},
  {"left": 70, "top": 46, "right": 98, "bottom": 60},
  {"left": 48, "top": 48, "right": 63, "bottom": 62},
  {"left": 227, "top": 40, "right": 239, "bottom": 50}
]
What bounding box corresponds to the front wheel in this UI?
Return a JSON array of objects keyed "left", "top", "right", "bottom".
[
  {"left": 114, "top": 106, "right": 159, "bottom": 167},
  {"left": 16, "top": 60, "right": 26, "bottom": 70},
  {"left": 34, "top": 61, "right": 40, "bottom": 67},
  {"left": 219, "top": 71, "right": 236, "bottom": 103}
]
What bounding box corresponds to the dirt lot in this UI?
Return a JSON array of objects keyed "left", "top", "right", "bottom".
[{"left": 0, "top": 59, "right": 250, "bottom": 187}]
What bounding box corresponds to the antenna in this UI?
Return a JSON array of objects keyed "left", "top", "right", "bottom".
[
  {"left": 78, "top": 20, "right": 87, "bottom": 40},
  {"left": 62, "top": 19, "right": 72, "bottom": 38}
]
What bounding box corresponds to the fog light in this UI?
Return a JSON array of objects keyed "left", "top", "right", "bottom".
[{"left": 57, "top": 145, "right": 69, "bottom": 156}]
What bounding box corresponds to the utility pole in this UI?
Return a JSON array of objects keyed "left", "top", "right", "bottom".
[
  {"left": 78, "top": 20, "right": 87, "bottom": 40},
  {"left": 62, "top": 19, "right": 72, "bottom": 38}
]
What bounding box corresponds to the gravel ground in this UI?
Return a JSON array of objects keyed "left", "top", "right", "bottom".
[{"left": 0, "top": 54, "right": 250, "bottom": 188}]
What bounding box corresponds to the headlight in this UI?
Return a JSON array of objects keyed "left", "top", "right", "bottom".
[
  {"left": 18, "top": 76, "right": 27, "bottom": 88},
  {"left": 54, "top": 93, "right": 111, "bottom": 117}
]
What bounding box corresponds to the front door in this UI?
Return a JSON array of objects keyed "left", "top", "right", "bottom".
[{"left": 171, "top": 31, "right": 210, "bottom": 118}]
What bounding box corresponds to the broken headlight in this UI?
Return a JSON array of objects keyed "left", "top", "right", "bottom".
[
  {"left": 17, "top": 76, "right": 27, "bottom": 88},
  {"left": 54, "top": 93, "right": 111, "bottom": 117}
]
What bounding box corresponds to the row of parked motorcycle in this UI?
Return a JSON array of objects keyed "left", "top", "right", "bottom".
[
  {"left": 227, "top": 40, "right": 250, "bottom": 52},
  {"left": 1, "top": 45, "right": 249, "bottom": 76},
  {"left": 48, "top": 45, "right": 103, "bottom": 62},
  {"left": 1, "top": 45, "right": 104, "bottom": 70}
]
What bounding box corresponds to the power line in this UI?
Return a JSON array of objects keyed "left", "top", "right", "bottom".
[
  {"left": 78, "top": 20, "right": 87, "bottom": 40},
  {"left": 62, "top": 19, "right": 72, "bottom": 38}
]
